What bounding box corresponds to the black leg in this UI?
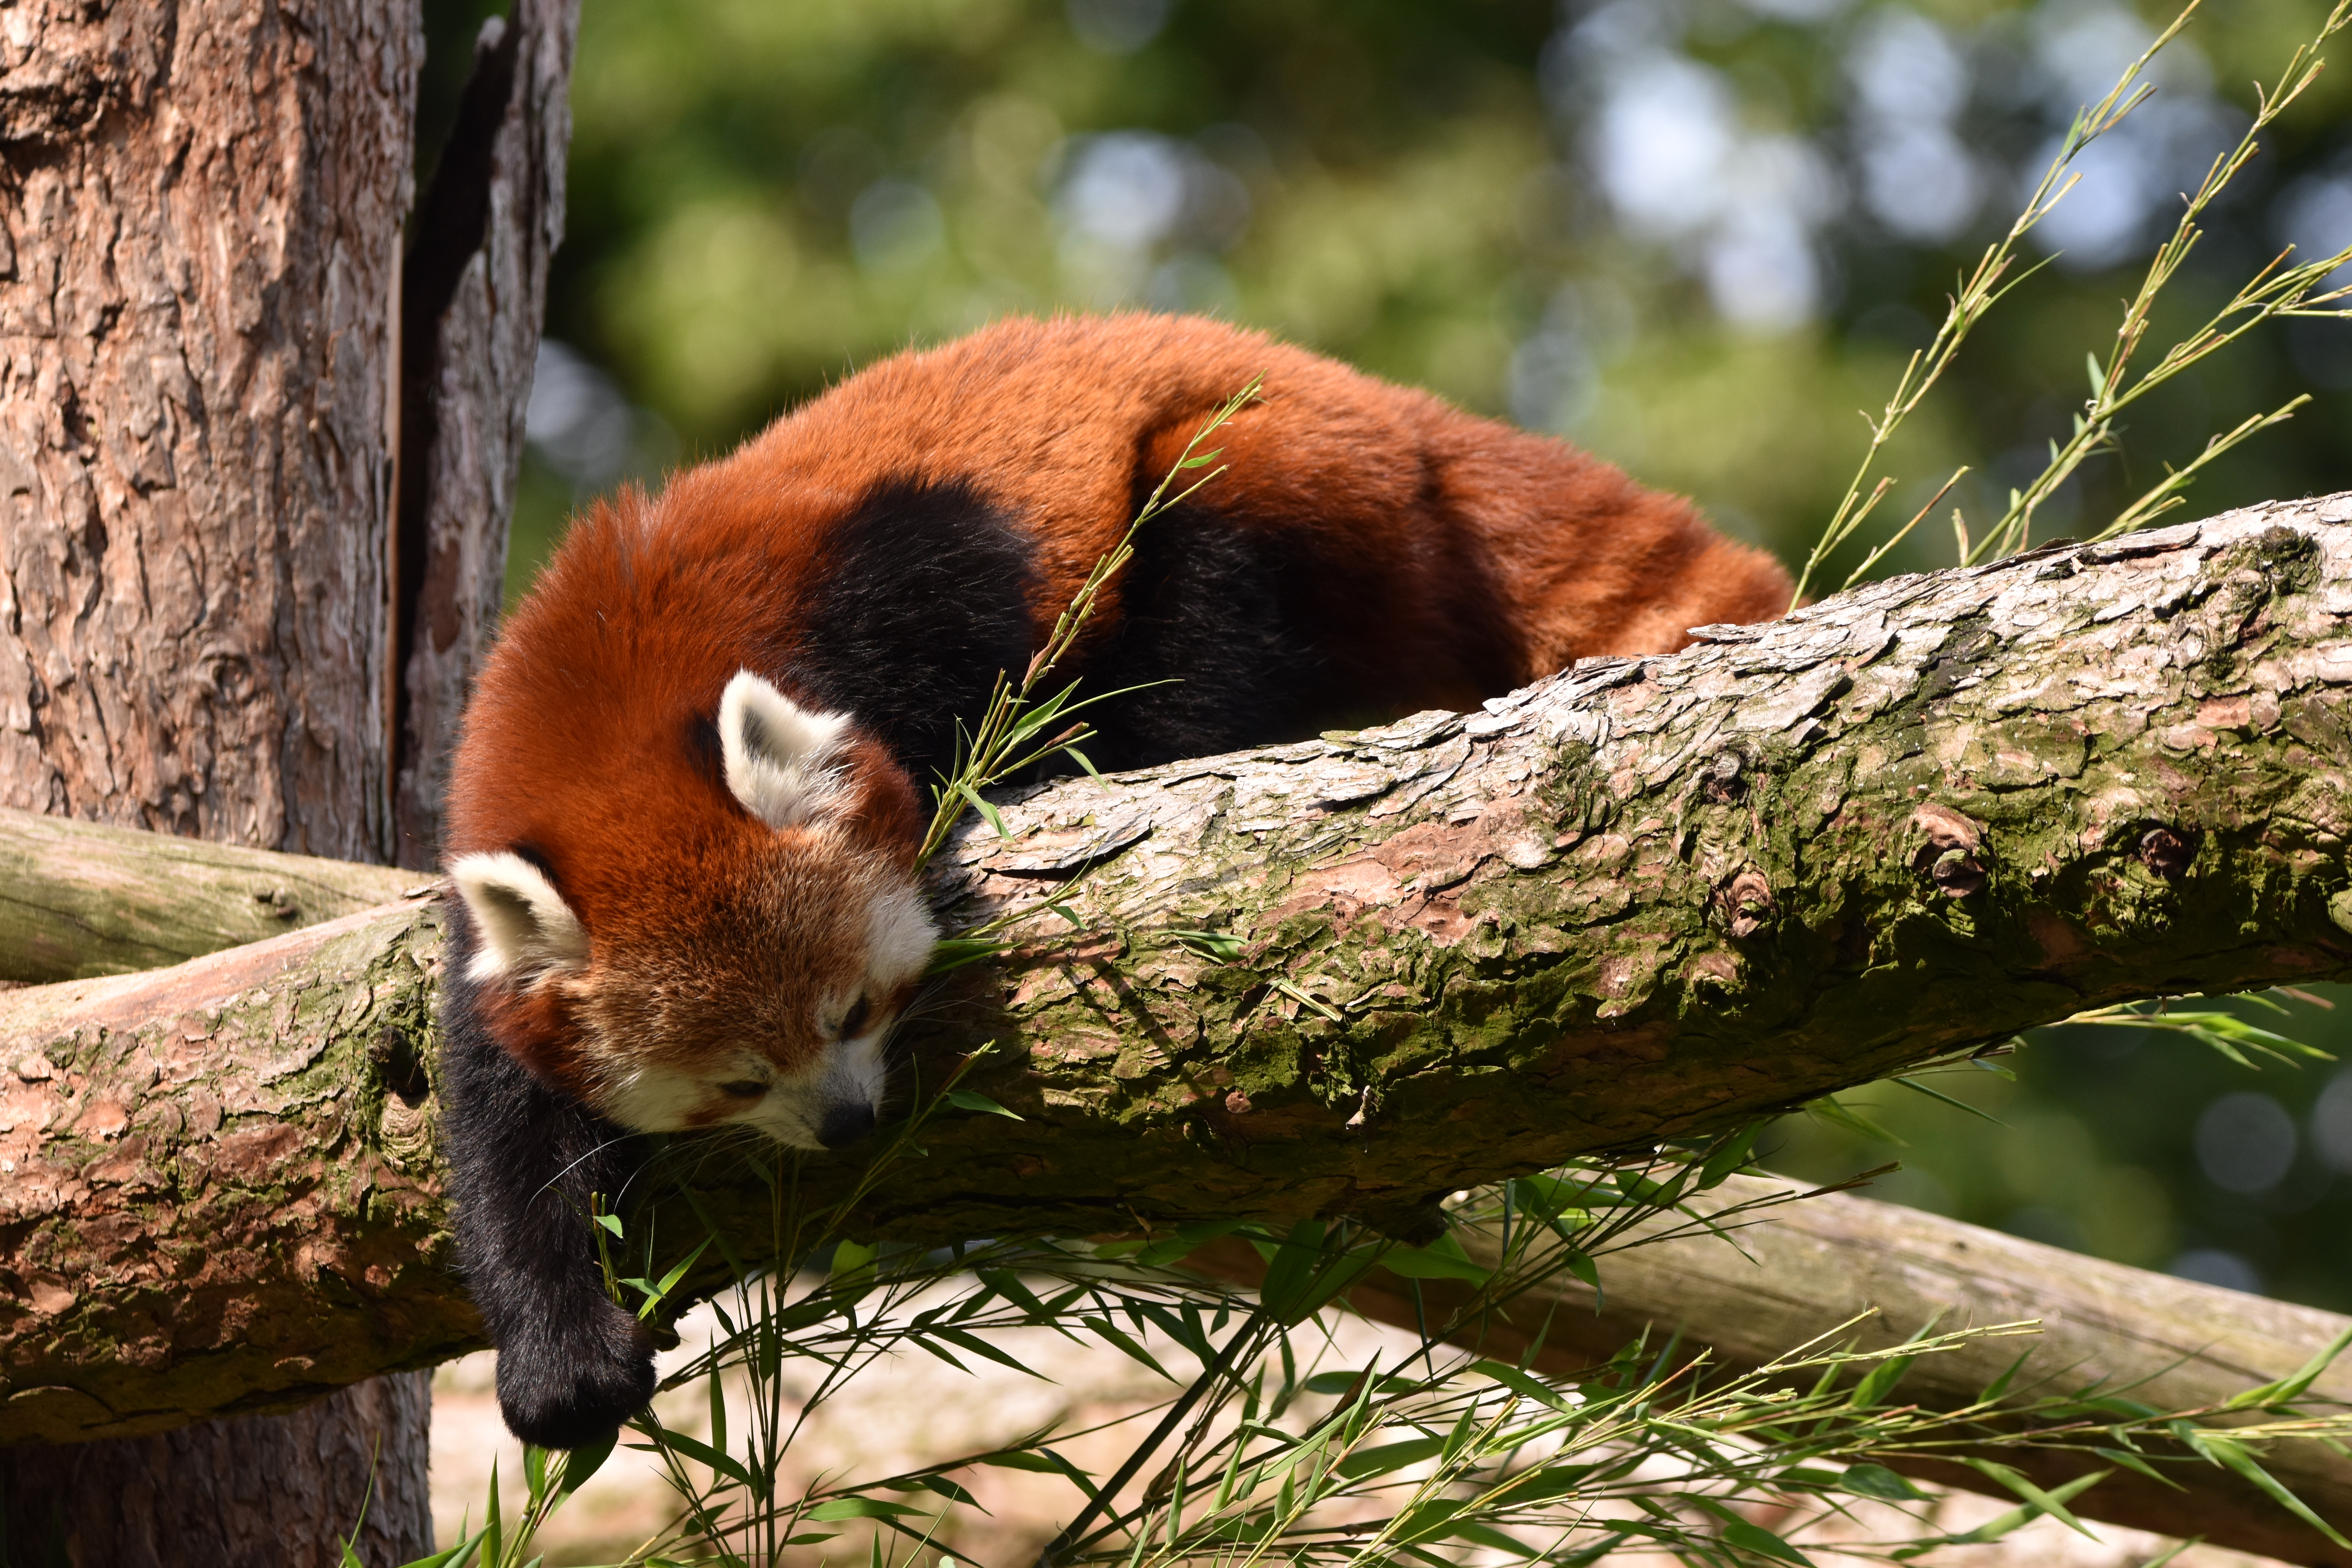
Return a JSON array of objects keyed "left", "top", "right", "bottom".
[{"left": 439, "top": 913, "right": 654, "bottom": 1449}]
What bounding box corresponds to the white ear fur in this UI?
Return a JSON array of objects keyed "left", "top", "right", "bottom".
[
  {"left": 719, "top": 670, "right": 853, "bottom": 829},
  {"left": 450, "top": 851, "right": 591, "bottom": 984},
  {"left": 865, "top": 883, "right": 940, "bottom": 989}
]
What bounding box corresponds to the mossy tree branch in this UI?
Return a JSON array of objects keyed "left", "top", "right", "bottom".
[{"left": 4, "top": 497, "right": 2351, "bottom": 1555}]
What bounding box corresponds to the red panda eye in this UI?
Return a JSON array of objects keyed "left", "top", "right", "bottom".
[
  {"left": 839, "top": 996, "right": 871, "bottom": 1039},
  {"left": 719, "top": 1080, "right": 768, "bottom": 1100}
]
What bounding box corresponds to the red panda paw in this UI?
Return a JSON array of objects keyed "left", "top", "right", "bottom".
[{"left": 493, "top": 1295, "right": 657, "bottom": 1450}]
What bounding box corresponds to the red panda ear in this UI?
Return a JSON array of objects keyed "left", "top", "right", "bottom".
[
  {"left": 450, "top": 851, "right": 591, "bottom": 985},
  {"left": 718, "top": 670, "right": 855, "bottom": 830}
]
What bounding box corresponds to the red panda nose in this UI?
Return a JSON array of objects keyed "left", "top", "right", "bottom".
[{"left": 817, "top": 1101, "right": 877, "bottom": 1149}]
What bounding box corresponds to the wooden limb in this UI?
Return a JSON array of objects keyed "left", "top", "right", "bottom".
[
  {"left": 1191, "top": 1174, "right": 2352, "bottom": 1567},
  {"left": 0, "top": 900, "right": 452, "bottom": 1442},
  {"left": 0, "top": 808, "right": 418, "bottom": 985}
]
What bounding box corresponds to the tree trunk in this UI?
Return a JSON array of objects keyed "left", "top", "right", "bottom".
[
  {"left": 0, "top": 0, "right": 410, "bottom": 857},
  {"left": 5, "top": 497, "right": 2352, "bottom": 1560},
  {"left": 392, "top": 0, "right": 575, "bottom": 873},
  {"left": 0, "top": 0, "right": 576, "bottom": 1559},
  {"left": 0, "top": 1370, "right": 431, "bottom": 1566}
]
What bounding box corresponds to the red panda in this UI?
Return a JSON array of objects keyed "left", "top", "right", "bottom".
[{"left": 438, "top": 312, "right": 1792, "bottom": 1448}]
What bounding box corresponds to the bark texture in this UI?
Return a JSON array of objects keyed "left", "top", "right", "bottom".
[
  {"left": 0, "top": 1366, "right": 431, "bottom": 1565},
  {"left": 5, "top": 497, "right": 2352, "bottom": 1472},
  {"left": 0, "top": 902, "right": 455, "bottom": 1446},
  {"left": 0, "top": 1, "right": 576, "bottom": 1555},
  {"left": 392, "top": 0, "right": 577, "bottom": 871},
  {"left": 0, "top": 0, "right": 416, "bottom": 860},
  {"left": 1191, "top": 1176, "right": 2352, "bottom": 1567},
  {"left": 874, "top": 493, "right": 2352, "bottom": 1241},
  {"left": 0, "top": 0, "right": 434, "bottom": 1557}
]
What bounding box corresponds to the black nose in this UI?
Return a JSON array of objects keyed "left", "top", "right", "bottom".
[{"left": 817, "top": 1101, "right": 877, "bottom": 1149}]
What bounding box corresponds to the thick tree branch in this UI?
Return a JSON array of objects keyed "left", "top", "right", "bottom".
[
  {"left": 0, "top": 809, "right": 419, "bottom": 985},
  {"left": 5, "top": 497, "right": 2352, "bottom": 1555}
]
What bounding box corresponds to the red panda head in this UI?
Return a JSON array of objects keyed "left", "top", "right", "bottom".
[{"left": 448, "top": 670, "right": 935, "bottom": 1149}]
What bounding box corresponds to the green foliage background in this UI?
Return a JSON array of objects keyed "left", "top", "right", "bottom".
[{"left": 429, "top": 0, "right": 2352, "bottom": 1309}]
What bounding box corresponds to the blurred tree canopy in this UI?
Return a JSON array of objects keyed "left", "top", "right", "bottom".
[{"left": 423, "top": 0, "right": 2352, "bottom": 1309}]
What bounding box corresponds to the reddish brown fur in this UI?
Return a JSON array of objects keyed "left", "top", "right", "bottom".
[
  {"left": 443, "top": 318, "right": 1789, "bottom": 1448},
  {"left": 446, "top": 314, "right": 1789, "bottom": 1084}
]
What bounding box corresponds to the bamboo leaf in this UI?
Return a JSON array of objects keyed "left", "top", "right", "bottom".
[
  {"left": 1980, "top": 1345, "right": 2035, "bottom": 1402},
  {"left": 1698, "top": 1122, "right": 1766, "bottom": 1188},
  {"left": 1254, "top": 1219, "right": 1328, "bottom": 1318},
  {"left": 635, "top": 1236, "right": 715, "bottom": 1321},
  {"left": 927, "top": 935, "right": 1012, "bottom": 975},
  {"left": 1382, "top": 1232, "right": 1490, "bottom": 1283},
  {"left": 928, "top": 1324, "right": 1051, "bottom": 1377},
  {"left": 2227, "top": 1323, "right": 2352, "bottom": 1408},
  {"left": 1167, "top": 927, "right": 1247, "bottom": 962},
  {"left": 1721, "top": 1519, "right": 1815, "bottom": 1564},
  {"left": 1470, "top": 1360, "right": 1572, "bottom": 1412},
  {"left": 807, "top": 1498, "right": 928, "bottom": 1521},
  {"left": 1448, "top": 1521, "right": 1540, "bottom": 1559},
  {"left": 2094, "top": 1445, "right": 2185, "bottom": 1491},
  {"left": 1303, "top": 1369, "right": 1423, "bottom": 1396},
  {"left": 558, "top": 1428, "right": 617, "bottom": 1499},
  {"left": 1841, "top": 1463, "right": 1929, "bottom": 1501},
  {"left": 653, "top": 1429, "right": 755, "bottom": 1487},
  {"left": 943, "top": 1089, "right": 1025, "bottom": 1120},
  {"left": 395, "top": 1528, "right": 488, "bottom": 1568},
  {"left": 1808, "top": 1094, "right": 1904, "bottom": 1145},
  {"left": 1849, "top": 1353, "right": 1918, "bottom": 1410},
  {"left": 1562, "top": 1246, "right": 1602, "bottom": 1292},
  {"left": 2194, "top": 1437, "right": 2352, "bottom": 1547},
  {"left": 1080, "top": 1315, "right": 1174, "bottom": 1381},
  {"left": 1391, "top": 1496, "right": 1468, "bottom": 1544},
  {"left": 1960, "top": 1458, "right": 2106, "bottom": 1539},
  {"left": 1334, "top": 1436, "right": 1447, "bottom": 1479},
  {"left": 1269, "top": 976, "right": 1341, "bottom": 1020},
  {"left": 1889, "top": 1074, "right": 2004, "bottom": 1125},
  {"left": 956, "top": 785, "right": 1013, "bottom": 840}
]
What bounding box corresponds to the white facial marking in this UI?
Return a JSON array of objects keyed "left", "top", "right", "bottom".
[
  {"left": 719, "top": 670, "right": 853, "bottom": 829},
  {"left": 601, "top": 1061, "right": 718, "bottom": 1132},
  {"left": 450, "top": 850, "right": 589, "bottom": 984}
]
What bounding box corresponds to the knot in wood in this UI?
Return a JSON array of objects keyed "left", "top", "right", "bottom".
[
  {"left": 369, "top": 1024, "right": 430, "bottom": 1106},
  {"left": 1908, "top": 803, "right": 1986, "bottom": 897},
  {"left": 1928, "top": 848, "right": 1987, "bottom": 897},
  {"left": 1703, "top": 749, "right": 1748, "bottom": 804},
  {"left": 2138, "top": 826, "right": 2196, "bottom": 881},
  {"left": 1718, "top": 868, "right": 1775, "bottom": 938}
]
